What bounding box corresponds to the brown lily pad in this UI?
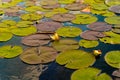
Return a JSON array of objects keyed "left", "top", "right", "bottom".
[
  {"left": 112, "top": 69, "right": 120, "bottom": 77},
  {"left": 51, "top": 13, "right": 75, "bottom": 22},
  {"left": 21, "top": 33, "right": 51, "bottom": 47},
  {"left": 35, "top": 21, "right": 63, "bottom": 33},
  {"left": 87, "top": 22, "right": 112, "bottom": 31},
  {"left": 65, "top": 3, "right": 88, "bottom": 11},
  {"left": 42, "top": 3, "right": 60, "bottom": 9},
  {"left": 80, "top": 30, "right": 106, "bottom": 40},
  {"left": 109, "top": 5, "right": 120, "bottom": 14},
  {"left": 20, "top": 46, "right": 58, "bottom": 64},
  {"left": 5, "top": 12, "right": 21, "bottom": 17}
]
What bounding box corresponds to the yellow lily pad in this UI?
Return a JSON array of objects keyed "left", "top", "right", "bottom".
[
  {"left": 40, "top": 0, "right": 58, "bottom": 5},
  {"left": 91, "top": 3, "right": 108, "bottom": 10},
  {"left": 0, "top": 32, "right": 13, "bottom": 41},
  {"left": 2, "top": 20, "right": 17, "bottom": 26},
  {"left": 16, "top": 21, "right": 33, "bottom": 28},
  {"left": 58, "top": 0, "right": 76, "bottom": 4},
  {"left": 105, "top": 16, "right": 120, "bottom": 24}
]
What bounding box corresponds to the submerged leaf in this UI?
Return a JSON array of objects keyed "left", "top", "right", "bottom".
[{"left": 0, "top": 32, "right": 13, "bottom": 41}]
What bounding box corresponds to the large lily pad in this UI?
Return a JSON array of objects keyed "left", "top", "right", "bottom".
[
  {"left": 21, "top": 33, "right": 51, "bottom": 47},
  {"left": 105, "top": 16, "right": 120, "bottom": 24},
  {"left": 0, "top": 45, "right": 23, "bottom": 58},
  {"left": 56, "top": 50, "right": 96, "bottom": 69},
  {"left": 80, "top": 30, "right": 106, "bottom": 40},
  {"left": 20, "top": 46, "right": 58, "bottom": 64},
  {"left": 79, "top": 39, "right": 99, "bottom": 48},
  {"left": 58, "top": 0, "right": 76, "bottom": 4},
  {"left": 71, "top": 67, "right": 112, "bottom": 80},
  {"left": 105, "top": 0, "right": 120, "bottom": 6},
  {"left": 105, "top": 50, "right": 120, "bottom": 68},
  {"left": 51, "top": 39, "right": 79, "bottom": 51},
  {"left": 0, "top": 32, "right": 13, "bottom": 41},
  {"left": 71, "top": 14, "right": 98, "bottom": 24},
  {"left": 87, "top": 22, "right": 112, "bottom": 31},
  {"left": 56, "top": 26, "right": 82, "bottom": 37},
  {"left": 109, "top": 5, "right": 120, "bottom": 14}
]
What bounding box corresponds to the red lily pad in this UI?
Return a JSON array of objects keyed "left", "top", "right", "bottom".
[
  {"left": 109, "top": 5, "right": 120, "bottom": 14},
  {"left": 80, "top": 30, "right": 106, "bottom": 40},
  {"left": 87, "top": 22, "right": 112, "bottom": 31}
]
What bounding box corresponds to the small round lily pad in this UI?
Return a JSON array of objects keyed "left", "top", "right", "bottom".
[
  {"left": 51, "top": 39, "right": 79, "bottom": 51},
  {"left": 56, "top": 26, "right": 82, "bottom": 37},
  {"left": 109, "top": 5, "right": 120, "bottom": 14},
  {"left": 51, "top": 13, "right": 75, "bottom": 22},
  {"left": 105, "top": 50, "right": 120, "bottom": 68},
  {"left": 0, "top": 45, "right": 23, "bottom": 58},
  {"left": 79, "top": 39, "right": 99, "bottom": 48},
  {"left": 56, "top": 50, "right": 96, "bottom": 69},
  {"left": 21, "top": 33, "right": 51, "bottom": 47},
  {"left": 58, "top": 0, "right": 76, "bottom": 4},
  {"left": 87, "top": 22, "right": 112, "bottom": 31},
  {"left": 105, "top": 16, "right": 120, "bottom": 24},
  {"left": 0, "top": 32, "right": 13, "bottom": 41},
  {"left": 20, "top": 46, "right": 58, "bottom": 64}
]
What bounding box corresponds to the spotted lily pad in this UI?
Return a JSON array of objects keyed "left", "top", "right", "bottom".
[
  {"left": 16, "top": 21, "right": 33, "bottom": 28},
  {"left": 112, "top": 69, "right": 120, "bottom": 77},
  {"left": 105, "top": 50, "right": 120, "bottom": 68},
  {"left": 20, "top": 46, "right": 58, "bottom": 64},
  {"left": 109, "top": 5, "right": 120, "bottom": 14},
  {"left": 58, "top": 0, "right": 76, "bottom": 4},
  {"left": 56, "top": 26, "right": 82, "bottom": 37},
  {"left": 51, "top": 39, "right": 79, "bottom": 51},
  {"left": 71, "top": 67, "right": 112, "bottom": 80},
  {"left": 80, "top": 30, "right": 106, "bottom": 40},
  {"left": 105, "top": 0, "right": 120, "bottom": 6},
  {"left": 21, "top": 33, "right": 51, "bottom": 47},
  {"left": 56, "top": 50, "right": 96, "bottom": 69},
  {"left": 71, "top": 14, "right": 98, "bottom": 24},
  {"left": 0, "top": 45, "right": 23, "bottom": 58},
  {"left": 87, "top": 22, "right": 112, "bottom": 31},
  {"left": 0, "top": 32, "right": 13, "bottom": 41},
  {"left": 79, "top": 39, "right": 99, "bottom": 48},
  {"left": 105, "top": 16, "right": 120, "bottom": 24}
]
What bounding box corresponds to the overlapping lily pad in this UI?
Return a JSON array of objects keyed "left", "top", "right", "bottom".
[
  {"left": 112, "top": 69, "right": 120, "bottom": 77},
  {"left": 109, "top": 5, "right": 120, "bottom": 14},
  {"left": 80, "top": 30, "right": 106, "bottom": 40},
  {"left": 56, "top": 26, "right": 82, "bottom": 37},
  {"left": 51, "top": 39, "right": 79, "bottom": 51},
  {"left": 0, "top": 45, "right": 23, "bottom": 58},
  {"left": 21, "top": 33, "right": 51, "bottom": 47},
  {"left": 71, "top": 67, "right": 112, "bottom": 80},
  {"left": 56, "top": 50, "right": 96, "bottom": 69},
  {"left": 40, "top": 0, "right": 58, "bottom": 5},
  {"left": 16, "top": 21, "right": 33, "bottom": 28},
  {"left": 91, "top": 3, "right": 108, "bottom": 10},
  {"left": 0, "top": 32, "right": 13, "bottom": 41},
  {"left": 112, "top": 24, "right": 120, "bottom": 34},
  {"left": 79, "top": 39, "right": 99, "bottom": 48},
  {"left": 87, "top": 22, "right": 112, "bottom": 31},
  {"left": 105, "top": 0, "right": 120, "bottom": 6},
  {"left": 105, "top": 50, "right": 120, "bottom": 68},
  {"left": 58, "top": 0, "right": 76, "bottom": 4},
  {"left": 20, "top": 46, "right": 58, "bottom": 64},
  {"left": 105, "top": 16, "right": 120, "bottom": 24},
  {"left": 71, "top": 14, "right": 98, "bottom": 24}
]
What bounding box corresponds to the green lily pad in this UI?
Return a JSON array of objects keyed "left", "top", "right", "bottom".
[
  {"left": 20, "top": 46, "right": 58, "bottom": 64},
  {"left": 2, "top": 20, "right": 17, "bottom": 26},
  {"left": 112, "top": 28, "right": 120, "bottom": 34},
  {"left": 56, "top": 26, "right": 82, "bottom": 37},
  {"left": 16, "top": 21, "right": 33, "bottom": 28},
  {"left": 40, "top": 0, "right": 58, "bottom": 5},
  {"left": 51, "top": 39, "right": 79, "bottom": 51},
  {"left": 0, "top": 45, "right": 23, "bottom": 58},
  {"left": 84, "top": 0, "right": 97, "bottom": 5},
  {"left": 0, "top": 32, "right": 13, "bottom": 41},
  {"left": 71, "top": 14, "right": 98, "bottom": 24},
  {"left": 71, "top": 67, "right": 112, "bottom": 80},
  {"left": 56, "top": 50, "right": 96, "bottom": 69},
  {"left": 58, "top": 0, "right": 76, "bottom": 4},
  {"left": 91, "top": 3, "right": 108, "bottom": 10},
  {"left": 105, "top": 50, "right": 120, "bottom": 68},
  {"left": 105, "top": 16, "right": 120, "bottom": 24},
  {"left": 114, "top": 24, "right": 120, "bottom": 28},
  {"left": 79, "top": 39, "right": 99, "bottom": 48},
  {"left": 0, "top": 23, "right": 9, "bottom": 28},
  {"left": 94, "top": 0, "right": 105, "bottom": 3},
  {"left": 105, "top": 0, "right": 120, "bottom": 6},
  {"left": 11, "top": 26, "right": 37, "bottom": 36}
]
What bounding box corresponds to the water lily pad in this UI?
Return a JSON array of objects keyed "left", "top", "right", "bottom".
[
  {"left": 20, "top": 46, "right": 58, "bottom": 64},
  {"left": 2, "top": 20, "right": 17, "bottom": 26},
  {"left": 58, "top": 0, "right": 76, "bottom": 4},
  {"left": 35, "top": 21, "right": 62, "bottom": 33},
  {"left": 87, "top": 22, "right": 112, "bottom": 31},
  {"left": 56, "top": 26, "right": 82, "bottom": 37},
  {"left": 21, "top": 33, "right": 51, "bottom": 47},
  {"left": 112, "top": 28, "right": 120, "bottom": 34},
  {"left": 56, "top": 50, "right": 96, "bottom": 69},
  {"left": 112, "top": 69, "right": 120, "bottom": 77},
  {"left": 105, "top": 16, "right": 120, "bottom": 24},
  {"left": 79, "top": 39, "right": 99, "bottom": 48},
  {"left": 51, "top": 13, "right": 75, "bottom": 22},
  {"left": 114, "top": 24, "right": 120, "bottom": 28},
  {"left": 11, "top": 26, "right": 37, "bottom": 36},
  {"left": 16, "top": 21, "right": 33, "bottom": 28},
  {"left": 105, "top": 0, "right": 120, "bottom": 6},
  {"left": 42, "top": 3, "right": 60, "bottom": 9},
  {"left": 80, "top": 30, "right": 106, "bottom": 40},
  {"left": 91, "top": 3, "right": 108, "bottom": 10},
  {"left": 40, "top": 0, "right": 58, "bottom": 5},
  {"left": 109, "top": 5, "right": 120, "bottom": 14},
  {"left": 71, "top": 67, "right": 112, "bottom": 80},
  {"left": 105, "top": 50, "right": 120, "bottom": 68},
  {"left": 51, "top": 39, "right": 79, "bottom": 51},
  {"left": 0, "top": 45, "right": 23, "bottom": 58},
  {"left": 71, "top": 14, "right": 98, "bottom": 24},
  {"left": 0, "top": 32, "right": 13, "bottom": 41}
]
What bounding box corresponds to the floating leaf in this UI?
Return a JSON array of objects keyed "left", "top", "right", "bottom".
[
  {"left": 114, "top": 24, "right": 120, "bottom": 28},
  {"left": 91, "top": 3, "right": 108, "bottom": 10},
  {"left": 42, "top": 3, "right": 60, "bottom": 9},
  {"left": 79, "top": 39, "right": 99, "bottom": 48},
  {"left": 56, "top": 26, "right": 82, "bottom": 37},
  {"left": 71, "top": 67, "right": 112, "bottom": 80},
  {"left": 0, "top": 45, "right": 23, "bottom": 58},
  {"left": 51, "top": 39, "right": 79, "bottom": 51},
  {"left": 20, "top": 46, "right": 58, "bottom": 64},
  {"left": 71, "top": 14, "right": 98, "bottom": 24},
  {"left": 105, "top": 16, "right": 120, "bottom": 24},
  {"left": 40, "top": 0, "right": 58, "bottom": 5},
  {"left": 112, "top": 69, "right": 120, "bottom": 77},
  {"left": 109, "top": 5, "right": 120, "bottom": 14},
  {"left": 105, "top": 0, "right": 120, "bottom": 6},
  {"left": 105, "top": 50, "right": 120, "bottom": 68},
  {"left": 16, "top": 21, "right": 33, "bottom": 28},
  {"left": 0, "top": 32, "right": 13, "bottom": 41},
  {"left": 56, "top": 50, "right": 96, "bottom": 69},
  {"left": 84, "top": 0, "right": 96, "bottom": 5},
  {"left": 58, "top": 0, "right": 76, "bottom": 4},
  {"left": 87, "top": 22, "right": 112, "bottom": 31},
  {"left": 112, "top": 28, "right": 120, "bottom": 34},
  {"left": 2, "top": 20, "right": 17, "bottom": 26},
  {"left": 21, "top": 33, "right": 51, "bottom": 47},
  {"left": 0, "top": 23, "right": 9, "bottom": 28}
]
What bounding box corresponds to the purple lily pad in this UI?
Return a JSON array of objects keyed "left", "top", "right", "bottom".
[
  {"left": 87, "top": 22, "right": 112, "bottom": 32},
  {"left": 80, "top": 30, "right": 106, "bottom": 40},
  {"left": 35, "top": 21, "right": 63, "bottom": 32},
  {"left": 21, "top": 33, "right": 51, "bottom": 47},
  {"left": 42, "top": 3, "right": 60, "bottom": 9},
  {"left": 109, "top": 5, "right": 120, "bottom": 14},
  {"left": 112, "top": 69, "right": 120, "bottom": 77}
]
